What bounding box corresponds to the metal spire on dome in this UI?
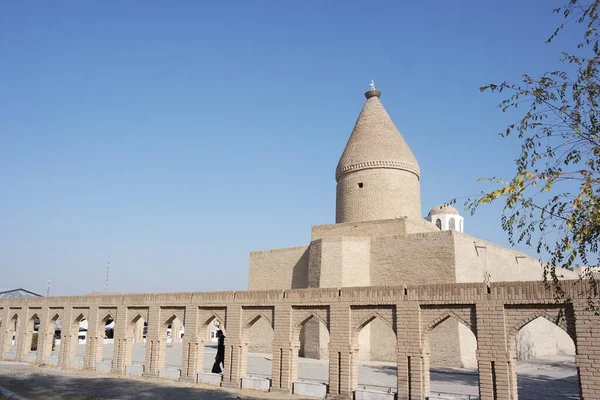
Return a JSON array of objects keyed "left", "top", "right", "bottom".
[{"left": 365, "top": 80, "right": 381, "bottom": 99}]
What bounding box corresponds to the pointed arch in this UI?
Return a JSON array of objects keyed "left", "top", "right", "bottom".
[
  {"left": 244, "top": 312, "right": 273, "bottom": 330},
  {"left": 424, "top": 311, "right": 475, "bottom": 336},
  {"left": 449, "top": 218, "right": 456, "bottom": 230},
  {"left": 353, "top": 311, "right": 396, "bottom": 338},
  {"left": 162, "top": 313, "right": 182, "bottom": 327},
  {"left": 199, "top": 313, "right": 226, "bottom": 335},
  {"left": 294, "top": 312, "right": 329, "bottom": 338},
  {"left": 27, "top": 313, "right": 39, "bottom": 331},
  {"left": 129, "top": 313, "right": 145, "bottom": 325},
  {"left": 160, "top": 308, "right": 185, "bottom": 327},
  {"left": 509, "top": 312, "right": 573, "bottom": 341},
  {"left": 73, "top": 313, "right": 87, "bottom": 324}
]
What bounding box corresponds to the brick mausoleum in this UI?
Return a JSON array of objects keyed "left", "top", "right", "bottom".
[{"left": 247, "top": 83, "right": 578, "bottom": 367}]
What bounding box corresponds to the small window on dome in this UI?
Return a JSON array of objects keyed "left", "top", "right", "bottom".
[
  {"left": 358, "top": 182, "right": 364, "bottom": 188},
  {"left": 435, "top": 218, "right": 442, "bottom": 230},
  {"left": 449, "top": 218, "right": 456, "bottom": 231}
]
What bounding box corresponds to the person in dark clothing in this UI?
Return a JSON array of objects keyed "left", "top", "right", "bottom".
[{"left": 211, "top": 329, "right": 225, "bottom": 374}]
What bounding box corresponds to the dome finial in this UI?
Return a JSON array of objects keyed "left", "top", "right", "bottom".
[{"left": 365, "top": 80, "right": 381, "bottom": 99}]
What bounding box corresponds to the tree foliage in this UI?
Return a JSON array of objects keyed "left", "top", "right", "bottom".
[{"left": 473, "top": 0, "right": 600, "bottom": 310}]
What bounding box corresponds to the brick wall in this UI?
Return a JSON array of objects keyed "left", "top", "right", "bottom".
[
  {"left": 248, "top": 245, "right": 309, "bottom": 290},
  {"left": 2, "top": 280, "right": 597, "bottom": 400}
]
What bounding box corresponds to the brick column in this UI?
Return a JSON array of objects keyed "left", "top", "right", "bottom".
[
  {"left": 180, "top": 304, "right": 200, "bottom": 382},
  {"left": 1, "top": 309, "right": 18, "bottom": 358},
  {"left": 0, "top": 308, "right": 8, "bottom": 359},
  {"left": 84, "top": 306, "right": 100, "bottom": 370},
  {"left": 57, "top": 308, "right": 75, "bottom": 368},
  {"left": 222, "top": 305, "right": 243, "bottom": 389},
  {"left": 121, "top": 312, "right": 136, "bottom": 371},
  {"left": 327, "top": 303, "right": 353, "bottom": 399},
  {"left": 573, "top": 300, "right": 599, "bottom": 400},
  {"left": 396, "top": 302, "right": 426, "bottom": 400},
  {"left": 15, "top": 309, "right": 29, "bottom": 362},
  {"left": 35, "top": 307, "right": 50, "bottom": 364},
  {"left": 111, "top": 307, "right": 127, "bottom": 373},
  {"left": 475, "top": 302, "right": 511, "bottom": 400},
  {"left": 271, "top": 304, "right": 293, "bottom": 393},
  {"left": 143, "top": 306, "right": 162, "bottom": 377},
  {"left": 288, "top": 341, "right": 302, "bottom": 387}
]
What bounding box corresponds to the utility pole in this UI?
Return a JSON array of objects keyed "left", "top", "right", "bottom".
[
  {"left": 104, "top": 259, "right": 110, "bottom": 293},
  {"left": 46, "top": 280, "right": 51, "bottom": 297}
]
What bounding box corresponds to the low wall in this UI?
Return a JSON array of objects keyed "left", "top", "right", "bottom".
[{"left": 0, "top": 280, "right": 598, "bottom": 400}]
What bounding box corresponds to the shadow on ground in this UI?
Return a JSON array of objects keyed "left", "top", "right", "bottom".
[
  {"left": 362, "top": 364, "right": 580, "bottom": 400},
  {"left": 0, "top": 370, "right": 287, "bottom": 400},
  {"left": 516, "top": 374, "right": 580, "bottom": 400}
]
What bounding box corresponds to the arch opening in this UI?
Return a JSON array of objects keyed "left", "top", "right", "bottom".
[
  {"left": 353, "top": 316, "right": 397, "bottom": 394},
  {"left": 50, "top": 315, "right": 61, "bottom": 354},
  {"left": 29, "top": 314, "right": 40, "bottom": 352},
  {"left": 98, "top": 314, "right": 114, "bottom": 362},
  {"left": 203, "top": 316, "right": 224, "bottom": 343},
  {"left": 7, "top": 314, "right": 18, "bottom": 357},
  {"left": 243, "top": 313, "right": 274, "bottom": 379},
  {"left": 296, "top": 314, "right": 330, "bottom": 387},
  {"left": 510, "top": 316, "right": 580, "bottom": 399},
  {"left": 126, "top": 314, "right": 147, "bottom": 369},
  {"left": 424, "top": 315, "right": 479, "bottom": 399},
  {"left": 162, "top": 315, "right": 184, "bottom": 370},
  {"left": 449, "top": 218, "right": 456, "bottom": 231}
]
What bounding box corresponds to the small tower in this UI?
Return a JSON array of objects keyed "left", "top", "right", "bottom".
[
  {"left": 426, "top": 204, "right": 464, "bottom": 232},
  {"left": 335, "top": 82, "right": 421, "bottom": 223}
]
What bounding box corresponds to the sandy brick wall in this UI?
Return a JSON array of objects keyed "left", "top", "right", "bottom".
[
  {"left": 370, "top": 231, "right": 456, "bottom": 286},
  {"left": 248, "top": 245, "right": 309, "bottom": 290}
]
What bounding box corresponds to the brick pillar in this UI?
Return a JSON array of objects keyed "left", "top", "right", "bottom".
[
  {"left": 396, "top": 302, "right": 425, "bottom": 400},
  {"left": 0, "top": 308, "right": 8, "bottom": 359},
  {"left": 327, "top": 303, "right": 353, "bottom": 399},
  {"left": 57, "top": 308, "right": 75, "bottom": 368},
  {"left": 573, "top": 300, "right": 599, "bottom": 400},
  {"left": 35, "top": 307, "right": 50, "bottom": 364},
  {"left": 222, "top": 305, "right": 243, "bottom": 389},
  {"left": 121, "top": 314, "right": 135, "bottom": 371},
  {"left": 271, "top": 304, "right": 293, "bottom": 393},
  {"left": 288, "top": 341, "right": 301, "bottom": 388},
  {"left": 143, "top": 306, "right": 161, "bottom": 377},
  {"left": 180, "top": 304, "right": 200, "bottom": 382},
  {"left": 15, "top": 309, "right": 28, "bottom": 362},
  {"left": 41, "top": 312, "right": 58, "bottom": 364},
  {"left": 2, "top": 310, "right": 18, "bottom": 358},
  {"left": 111, "top": 307, "right": 127, "bottom": 373},
  {"left": 84, "top": 306, "right": 100, "bottom": 370},
  {"left": 475, "top": 302, "right": 511, "bottom": 400}
]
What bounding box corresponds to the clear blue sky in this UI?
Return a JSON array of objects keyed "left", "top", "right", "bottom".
[{"left": 0, "top": 1, "right": 577, "bottom": 296}]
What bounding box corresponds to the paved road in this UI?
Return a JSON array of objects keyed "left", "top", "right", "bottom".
[{"left": 14, "top": 344, "right": 579, "bottom": 400}]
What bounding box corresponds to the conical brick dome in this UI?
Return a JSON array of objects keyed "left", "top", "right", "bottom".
[
  {"left": 336, "top": 89, "right": 420, "bottom": 181},
  {"left": 335, "top": 85, "right": 422, "bottom": 223}
]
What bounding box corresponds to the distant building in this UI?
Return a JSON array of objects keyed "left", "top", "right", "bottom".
[{"left": 0, "top": 288, "right": 42, "bottom": 299}]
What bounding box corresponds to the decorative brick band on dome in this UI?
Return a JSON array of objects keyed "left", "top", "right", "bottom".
[{"left": 336, "top": 159, "right": 421, "bottom": 181}]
